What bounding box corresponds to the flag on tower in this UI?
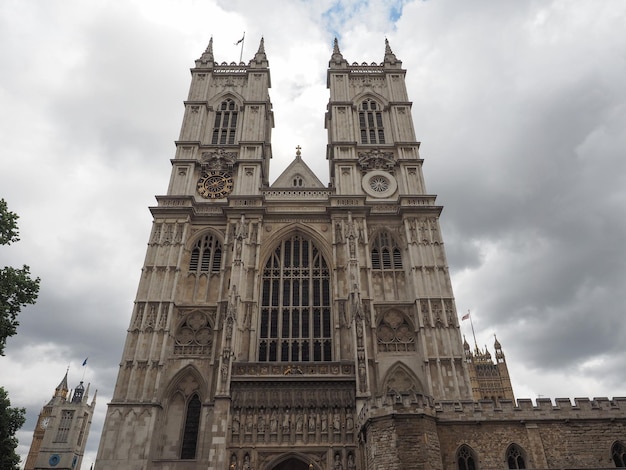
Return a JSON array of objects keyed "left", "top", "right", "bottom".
[
  {"left": 234, "top": 34, "right": 245, "bottom": 45},
  {"left": 82, "top": 357, "right": 88, "bottom": 366},
  {"left": 461, "top": 312, "right": 470, "bottom": 321}
]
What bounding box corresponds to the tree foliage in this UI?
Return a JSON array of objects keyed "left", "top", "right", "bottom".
[
  {"left": 0, "top": 198, "right": 40, "bottom": 355},
  {"left": 0, "top": 386, "right": 26, "bottom": 470}
]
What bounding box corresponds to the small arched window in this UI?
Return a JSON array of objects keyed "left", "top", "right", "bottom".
[
  {"left": 212, "top": 99, "right": 238, "bottom": 145},
  {"left": 371, "top": 232, "right": 402, "bottom": 270},
  {"left": 359, "top": 99, "right": 385, "bottom": 144},
  {"left": 189, "top": 234, "right": 222, "bottom": 273},
  {"left": 506, "top": 444, "right": 526, "bottom": 469},
  {"left": 457, "top": 445, "right": 477, "bottom": 470},
  {"left": 180, "top": 394, "right": 201, "bottom": 459},
  {"left": 613, "top": 441, "right": 626, "bottom": 467},
  {"left": 292, "top": 176, "right": 304, "bottom": 187}
]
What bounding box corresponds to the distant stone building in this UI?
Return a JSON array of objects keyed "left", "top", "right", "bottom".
[
  {"left": 464, "top": 336, "right": 515, "bottom": 402},
  {"left": 25, "top": 371, "right": 96, "bottom": 470},
  {"left": 93, "top": 38, "right": 626, "bottom": 470}
]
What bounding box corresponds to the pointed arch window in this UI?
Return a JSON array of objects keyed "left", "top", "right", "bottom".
[
  {"left": 259, "top": 234, "right": 332, "bottom": 362},
  {"left": 506, "top": 444, "right": 526, "bottom": 469},
  {"left": 189, "top": 234, "right": 222, "bottom": 273},
  {"left": 359, "top": 99, "right": 385, "bottom": 144},
  {"left": 371, "top": 231, "right": 402, "bottom": 270},
  {"left": 211, "top": 99, "right": 238, "bottom": 145},
  {"left": 457, "top": 445, "right": 477, "bottom": 470},
  {"left": 180, "top": 394, "right": 201, "bottom": 459},
  {"left": 613, "top": 441, "right": 626, "bottom": 467}
]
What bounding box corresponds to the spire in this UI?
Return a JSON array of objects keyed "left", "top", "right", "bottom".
[
  {"left": 55, "top": 369, "right": 69, "bottom": 399},
  {"left": 251, "top": 37, "right": 268, "bottom": 68},
  {"left": 329, "top": 37, "right": 347, "bottom": 68},
  {"left": 195, "top": 36, "right": 215, "bottom": 68},
  {"left": 383, "top": 38, "right": 401, "bottom": 67}
]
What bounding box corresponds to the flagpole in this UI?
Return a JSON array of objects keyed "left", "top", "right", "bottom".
[
  {"left": 238, "top": 32, "right": 245, "bottom": 63},
  {"left": 468, "top": 310, "right": 479, "bottom": 351}
]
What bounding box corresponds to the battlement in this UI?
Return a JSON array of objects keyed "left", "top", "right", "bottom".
[{"left": 358, "top": 394, "right": 626, "bottom": 428}]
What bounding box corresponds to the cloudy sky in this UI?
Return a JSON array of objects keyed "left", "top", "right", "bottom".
[{"left": 1, "top": 0, "right": 625, "bottom": 466}]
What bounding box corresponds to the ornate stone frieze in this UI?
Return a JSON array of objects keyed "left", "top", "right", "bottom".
[
  {"left": 200, "top": 148, "right": 237, "bottom": 171},
  {"left": 358, "top": 149, "right": 396, "bottom": 173}
]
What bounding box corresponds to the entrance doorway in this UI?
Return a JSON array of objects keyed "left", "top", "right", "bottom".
[{"left": 271, "top": 457, "right": 311, "bottom": 470}]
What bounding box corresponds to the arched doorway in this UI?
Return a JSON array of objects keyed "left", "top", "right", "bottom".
[{"left": 271, "top": 457, "right": 311, "bottom": 470}]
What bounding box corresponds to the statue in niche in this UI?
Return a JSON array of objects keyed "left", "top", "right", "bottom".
[
  {"left": 333, "top": 452, "right": 343, "bottom": 470},
  {"left": 245, "top": 409, "right": 253, "bottom": 433},
  {"left": 308, "top": 410, "right": 316, "bottom": 432},
  {"left": 321, "top": 410, "right": 328, "bottom": 432},
  {"left": 257, "top": 410, "right": 265, "bottom": 433},
  {"left": 270, "top": 409, "right": 278, "bottom": 433},
  {"left": 230, "top": 453, "right": 238, "bottom": 470},
  {"left": 282, "top": 408, "right": 290, "bottom": 433},
  {"left": 232, "top": 410, "right": 240, "bottom": 434},
  {"left": 242, "top": 453, "right": 251, "bottom": 470},
  {"left": 333, "top": 408, "right": 341, "bottom": 432},
  {"left": 295, "top": 409, "right": 304, "bottom": 432},
  {"left": 347, "top": 453, "right": 356, "bottom": 470},
  {"left": 346, "top": 411, "right": 354, "bottom": 431}
]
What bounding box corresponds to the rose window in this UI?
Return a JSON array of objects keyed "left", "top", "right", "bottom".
[{"left": 369, "top": 175, "right": 390, "bottom": 192}]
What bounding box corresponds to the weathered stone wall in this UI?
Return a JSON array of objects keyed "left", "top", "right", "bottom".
[{"left": 359, "top": 396, "right": 626, "bottom": 470}]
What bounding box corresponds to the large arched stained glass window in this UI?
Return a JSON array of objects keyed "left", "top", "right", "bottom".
[{"left": 259, "top": 235, "right": 332, "bottom": 362}]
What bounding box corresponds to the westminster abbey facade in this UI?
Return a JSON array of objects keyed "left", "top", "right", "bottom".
[{"left": 94, "top": 39, "right": 626, "bottom": 470}]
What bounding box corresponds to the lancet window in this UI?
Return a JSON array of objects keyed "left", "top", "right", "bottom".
[
  {"left": 189, "top": 234, "right": 222, "bottom": 273},
  {"left": 211, "top": 98, "right": 238, "bottom": 145},
  {"left": 259, "top": 235, "right": 332, "bottom": 362},
  {"left": 371, "top": 231, "right": 402, "bottom": 270},
  {"left": 506, "top": 444, "right": 526, "bottom": 469},
  {"left": 180, "top": 394, "right": 201, "bottom": 459},
  {"left": 359, "top": 99, "right": 385, "bottom": 144},
  {"left": 457, "top": 445, "right": 477, "bottom": 470},
  {"left": 613, "top": 441, "right": 626, "bottom": 467},
  {"left": 54, "top": 410, "right": 74, "bottom": 443}
]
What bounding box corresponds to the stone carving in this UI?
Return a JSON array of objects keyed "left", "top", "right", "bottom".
[
  {"left": 200, "top": 148, "right": 237, "bottom": 172},
  {"left": 358, "top": 149, "right": 396, "bottom": 173}
]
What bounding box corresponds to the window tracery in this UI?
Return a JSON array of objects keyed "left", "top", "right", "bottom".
[
  {"left": 613, "top": 441, "right": 626, "bottom": 467},
  {"left": 457, "top": 445, "right": 477, "bottom": 470},
  {"left": 506, "top": 444, "right": 526, "bottom": 469},
  {"left": 371, "top": 231, "right": 402, "bottom": 270},
  {"left": 258, "top": 235, "right": 332, "bottom": 362},
  {"left": 359, "top": 99, "right": 385, "bottom": 144},
  {"left": 189, "top": 234, "right": 222, "bottom": 273},
  {"left": 376, "top": 310, "right": 415, "bottom": 352},
  {"left": 174, "top": 311, "right": 213, "bottom": 356},
  {"left": 211, "top": 98, "right": 238, "bottom": 145}
]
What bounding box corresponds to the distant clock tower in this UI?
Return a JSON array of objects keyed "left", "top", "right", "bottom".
[{"left": 24, "top": 371, "right": 96, "bottom": 470}]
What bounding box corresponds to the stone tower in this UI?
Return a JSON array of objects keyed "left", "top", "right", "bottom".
[
  {"left": 94, "top": 38, "right": 473, "bottom": 470},
  {"left": 464, "top": 336, "right": 515, "bottom": 402},
  {"left": 25, "top": 371, "right": 96, "bottom": 470}
]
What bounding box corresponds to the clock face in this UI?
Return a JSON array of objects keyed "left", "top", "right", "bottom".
[
  {"left": 197, "top": 170, "right": 234, "bottom": 199},
  {"left": 40, "top": 417, "right": 50, "bottom": 429}
]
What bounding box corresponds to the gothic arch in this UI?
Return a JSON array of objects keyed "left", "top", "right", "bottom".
[
  {"left": 264, "top": 452, "right": 318, "bottom": 470},
  {"left": 504, "top": 443, "right": 527, "bottom": 469},
  {"left": 258, "top": 223, "right": 332, "bottom": 267},
  {"left": 456, "top": 444, "right": 478, "bottom": 470},
  {"left": 352, "top": 90, "right": 389, "bottom": 109},
  {"left": 612, "top": 441, "right": 626, "bottom": 467},
  {"left": 257, "top": 228, "right": 333, "bottom": 362},
  {"left": 208, "top": 91, "right": 244, "bottom": 110},
  {"left": 161, "top": 364, "right": 207, "bottom": 403},
  {"left": 380, "top": 361, "right": 424, "bottom": 397}
]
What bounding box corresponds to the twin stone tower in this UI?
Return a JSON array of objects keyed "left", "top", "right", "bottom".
[{"left": 90, "top": 38, "right": 626, "bottom": 470}]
